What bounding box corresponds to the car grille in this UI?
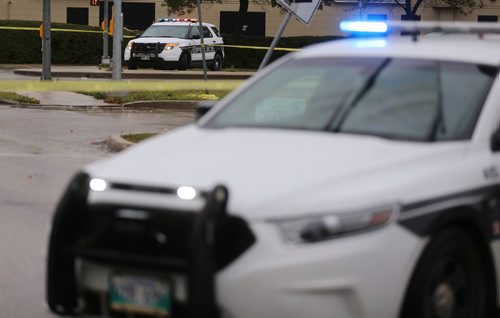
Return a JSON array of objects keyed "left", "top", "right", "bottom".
[
  {"left": 132, "top": 42, "right": 166, "bottom": 54},
  {"left": 70, "top": 202, "right": 254, "bottom": 272}
]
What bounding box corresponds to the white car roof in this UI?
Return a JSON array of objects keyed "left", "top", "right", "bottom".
[{"left": 297, "top": 35, "right": 500, "bottom": 65}]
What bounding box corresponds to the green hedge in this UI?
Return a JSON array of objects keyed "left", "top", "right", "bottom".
[
  {"left": 0, "top": 20, "right": 342, "bottom": 68},
  {"left": 222, "top": 34, "right": 343, "bottom": 69},
  {"left": 0, "top": 20, "right": 139, "bottom": 64}
]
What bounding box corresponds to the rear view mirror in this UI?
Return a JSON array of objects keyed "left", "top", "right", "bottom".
[
  {"left": 191, "top": 34, "right": 201, "bottom": 40},
  {"left": 196, "top": 101, "right": 216, "bottom": 119}
]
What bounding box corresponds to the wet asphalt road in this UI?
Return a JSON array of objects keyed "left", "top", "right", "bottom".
[{"left": 0, "top": 105, "right": 195, "bottom": 318}]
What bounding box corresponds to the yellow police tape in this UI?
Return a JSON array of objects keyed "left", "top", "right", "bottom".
[
  {"left": 0, "top": 26, "right": 299, "bottom": 50},
  {"left": 0, "top": 26, "right": 136, "bottom": 38},
  {"left": 218, "top": 44, "right": 298, "bottom": 52},
  {"left": 0, "top": 80, "right": 244, "bottom": 92}
]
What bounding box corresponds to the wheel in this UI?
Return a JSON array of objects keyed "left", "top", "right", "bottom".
[
  {"left": 127, "top": 61, "right": 137, "bottom": 70},
  {"left": 210, "top": 53, "right": 223, "bottom": 71},
  {"left": 177, "top": 53, "right": 189, "bottom": 70},
  {"left": 400, "top": 227, "right": 487, "bottom": 318}
]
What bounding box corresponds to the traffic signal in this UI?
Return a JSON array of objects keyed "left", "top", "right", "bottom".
[{"left": 90, "top": 0, "right": 99, "bottom": 6}]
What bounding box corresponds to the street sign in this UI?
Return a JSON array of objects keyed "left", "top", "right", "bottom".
[{"left": 276, "top": 0, "right": 321, "bottom": 24}]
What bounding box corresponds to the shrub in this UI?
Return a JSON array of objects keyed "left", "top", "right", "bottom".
[
  {"left": 0, "top": 20, "right": 138, "bottom": 64},
  {"left": 222, "top": 34, "right": 343, "bottom": 69}
]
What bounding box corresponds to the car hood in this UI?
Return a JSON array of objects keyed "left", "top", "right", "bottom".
[{"left": 86, "top": 125, "right": 467, "bottom": 220}]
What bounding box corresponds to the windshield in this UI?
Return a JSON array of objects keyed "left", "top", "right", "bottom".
[
  {"left": 206, "top": 57, "right": 497, "bottom": 141},
  {"left": 141, "top": 25, "right": 189, "bottom": 38}
]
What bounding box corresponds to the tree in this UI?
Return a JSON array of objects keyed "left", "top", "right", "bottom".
[
  {"left": 357, "top": 0, "right": 483, "bottom": 20},
  {"left": 162, "top": 0, "right": 334, "bottom": 40}
]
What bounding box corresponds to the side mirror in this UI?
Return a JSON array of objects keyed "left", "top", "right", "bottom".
[
  {"left": 491, "top": 130, "right": 500, "bottom": 152},
  {"left": 196, "top": 101, "right": 216, "bottom": 120},
  {"left": 191, "top": 34, "right": 201, "bottom": 40}
]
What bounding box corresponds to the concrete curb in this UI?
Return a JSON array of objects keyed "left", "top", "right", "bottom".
[
  {"left": 13, "top": 68, "right": 254, "bottom": 80},
  {"left": 8, "top": 100, "right": 198, "bottom": 111},
  {"left": 122, "top": 100, "right": 198, "bottom": 110},
  {"left": 0, "top": 99, "right": 20, "bottom": 105},
  {"left": 105, "top": 134, "right": 135, "bottom": 152},
  {"left": 14, "top": 103, "right": 123, "bottom": 110}
]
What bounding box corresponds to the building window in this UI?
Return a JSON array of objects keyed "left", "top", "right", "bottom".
[
  {"left": 478, "top": 15, "right": 498, "bottom": 22},
  {"left": 367, "top": 14, "right": 387, "bottom": 21},
  {"left": 67, "top": 7, "right": 89, "bottom": 25},
  {"left": 220, "top": 12, "right": 265, "bottom": 36},
  {"left": 99, "top": 2, "right": 155, "bottom": 31}
]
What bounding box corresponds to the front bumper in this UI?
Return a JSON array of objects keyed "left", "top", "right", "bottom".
[
  {"left": 124, "top": 47, "right": 182, "bottom": 63},
  {"left": 217, "top": 222, "right": 423, "bottom": 318},
  {"left": 47, "top": 173, "right": 424, "bottom": 318},
  {"left": 47, "top": 173, "right": 254, "bottom": 318}
]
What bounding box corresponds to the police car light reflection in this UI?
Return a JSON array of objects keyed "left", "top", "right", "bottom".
[{"left": 354, "top": 39, "right": 387, "bottom": 48}]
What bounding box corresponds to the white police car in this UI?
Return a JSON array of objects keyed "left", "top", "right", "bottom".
[
  {"left": 48, "top": 21, "right": 500, "bottom": 318},
  {"left": 124, "top": 18, "right": 224, "bottom": 71}
]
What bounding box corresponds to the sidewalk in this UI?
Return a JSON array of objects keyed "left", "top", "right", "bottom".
[{"left": 10, "top": 65, "right": 255, "bottom": 80}]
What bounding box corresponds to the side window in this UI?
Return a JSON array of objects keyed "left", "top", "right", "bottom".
[
  {"left": 190, "top": 26, "right": 200, "bottom": 38},
  {"left": 203, "top": 26, "right": 213, "bottom": 38},
  {"left": 210, "top": 27, "right": 221, "bottom": 37}
]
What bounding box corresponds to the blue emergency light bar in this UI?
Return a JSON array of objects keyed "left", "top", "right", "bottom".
[
  {"left": 339, "top": 21, "right": 388, "bottom": 34},
  {"left": 340, "top": 20, "right": 500, "bottom": 36}
]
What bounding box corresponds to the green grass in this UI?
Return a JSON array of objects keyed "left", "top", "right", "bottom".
[
  {"left": 0, "top": 92, "right": 39, "bottom": 104},
  {"left": 83, "top": 90, "right": 230, "bottom": 104},
  {"left": 121, "top": 132, "right": 158, "bottom": 143}
]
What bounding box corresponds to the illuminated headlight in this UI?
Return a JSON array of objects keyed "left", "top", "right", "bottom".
[
  {"left": 89, "top": 178, "right": 107, "bottom": 192},
  {"left": 163, "top": 43, "right": 178, "bottom": 51},
  {"left": 177, "top": 186, "right": 197, "bottom": 200},
  {"left": 271, "top": 205, "right": 399, "bottom": 244},
  {"left": 126, "top": 41, "right": 133, "bottom": 50}
]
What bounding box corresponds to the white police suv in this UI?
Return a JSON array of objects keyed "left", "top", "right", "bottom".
[
  {"left": 124, "top": 18, "right": 224, "bottom": 71},
  {"left": 48, "top": 21, "right": 500, "bottom": 318}
]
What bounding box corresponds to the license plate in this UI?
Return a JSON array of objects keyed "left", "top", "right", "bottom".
[{"left": 110, "top": 274, "right": 171, "bottom": 317}]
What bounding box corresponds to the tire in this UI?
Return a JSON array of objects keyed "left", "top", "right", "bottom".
[
  {"left": 400, "top": 227, "right": 487, "bottom": 318},
  {"left": 177, "top": 52, "right": 189, "bottom": 70},
  {"left": 127, "top": 60, "right": 137, "bottom": 70},
  {"left": 210, "top": 53, "right": 223, "bottom": 71}
]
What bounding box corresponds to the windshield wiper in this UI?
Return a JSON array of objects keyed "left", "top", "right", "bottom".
[
  {"left": 426, "top": 62, "right": 446, "bottom": 141},
  {"left": 328, "top": 58, "right": 391, "bottom": 132}
]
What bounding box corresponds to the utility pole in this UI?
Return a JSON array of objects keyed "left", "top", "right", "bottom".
[
  {"left": 112, "top": 0, "right": 122, "bottom": 80},
  {"left": 102, "top": 0, "right": 110, "bottom": 64},
  {"left": 196, "top": 0, "right": 208, "bottom": 84},
  {"left": 42, "top": 0, "right": 51, "bottom": 80},
  {"left": 259, "top": 12, "right": 291, "bottom": 70}
]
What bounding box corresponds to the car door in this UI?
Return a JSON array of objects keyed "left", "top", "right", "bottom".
[
  {"left": 210, "top": 26, "right": 224, "bottom": 57},
  {"left": 189, "top": 25, "right": 202, "bottom": 62},
  {"left": 202, "top": 26, "right": 216, "bottom": 60}
]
